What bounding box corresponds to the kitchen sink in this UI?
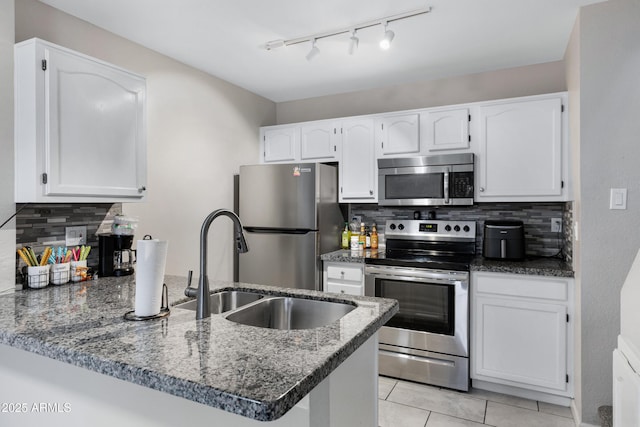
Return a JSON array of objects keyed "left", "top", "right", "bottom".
[
  {"left": 175, "top": 290, "right": 263, "bottom": 314},
  {"left": 225, "top": 296, "right": 356, "bottom": 330}
]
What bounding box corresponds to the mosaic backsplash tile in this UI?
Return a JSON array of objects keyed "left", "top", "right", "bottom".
[
  {"left": 13, "top": 201, "right": 572, "bottom": 283},
  {"left": 349, "top": 202, "right": 572, "bottom": 261},
  {"left": 14, "top": 203, "right": 122, "bottom": 283}
]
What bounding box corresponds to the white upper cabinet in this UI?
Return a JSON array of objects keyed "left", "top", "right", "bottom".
[
  {"left": 376, "top": 113, "right": 420, "bottom": 157},
  {"left": 339, "top": 119, "right": 377, "bottom": 202},
  {"left": 476, "top": 95, "right": 567, "bottom": 201},
  {"left": 258, "top": 92, "right": 570, "bottom": 203},
  {"left": 300, "top": 122, "right": 340, "bottom": 162},
  {"left": 261, "top": 125, "right": 299, "bottom": 163},
  {"left": 15, "top": 38, "right": 146, "bottom": 203},
  {"left": 422, "top": 107, "right": 471, "bottom": 152}
]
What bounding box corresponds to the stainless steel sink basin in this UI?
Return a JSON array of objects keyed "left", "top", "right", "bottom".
[
  {"left": 175, "top": 290, "right": 263, "bottom": 314},
  {"left": 225, "top": 297, "right": 356, "bottom": 330}
]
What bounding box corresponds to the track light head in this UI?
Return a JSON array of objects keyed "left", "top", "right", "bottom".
[
  {"left": 348, "top": 30, "right": 359, "bottom": 55},
  {"left": 380, "top": 23, "right": 395, "bottom": 50},
  {"left": 306, "top": 39, "right": 320, "bottom": 61}
]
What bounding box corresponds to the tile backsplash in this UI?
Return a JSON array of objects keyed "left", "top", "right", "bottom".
[
  {"left": 349, "top": 202, "right": 573, "bottom": 262},
  {"left": 13, "top": 201, "right": 573, "bottom": 283},
  {"left": 15, "top": 203, "right": 122, "bottom": 283}
]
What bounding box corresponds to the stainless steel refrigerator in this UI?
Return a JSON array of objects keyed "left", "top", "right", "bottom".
[{"left": 237, "top": 163, "right": 344, "bottom": 290}]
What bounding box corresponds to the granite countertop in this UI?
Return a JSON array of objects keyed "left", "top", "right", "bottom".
[
  {"left": 321, "top": 249, "right": 574, "bottom": 277},
  {"left": 321, "top": 248, "right": 385, "bottom": 263},
  {"left": 0, "top": 275, "right": 398, "bottom": 421},
  {"left": 470, "top": 256, "right": 574, "bottom": 278}
]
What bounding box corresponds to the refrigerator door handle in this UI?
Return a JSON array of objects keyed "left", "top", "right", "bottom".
[{"left": 243, "top": 227, "right": 317, "bottom": 235}]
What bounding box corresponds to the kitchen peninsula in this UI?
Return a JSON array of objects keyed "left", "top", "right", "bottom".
[{"left": 0, "top": 275, "right": 397, "bottom": 427}]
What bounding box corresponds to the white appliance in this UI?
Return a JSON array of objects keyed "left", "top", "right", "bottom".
[{"left": 614, "top": 248, "right": 640, "bottom": 426}]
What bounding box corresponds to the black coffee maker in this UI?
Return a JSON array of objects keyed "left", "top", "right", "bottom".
[{"left": 98, "top": 234, "right": 135, "bottom": 277}]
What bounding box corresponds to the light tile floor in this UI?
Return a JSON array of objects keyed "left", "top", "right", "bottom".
[{"left": 378, "top": 376, "right": 575, "bottom": 427}]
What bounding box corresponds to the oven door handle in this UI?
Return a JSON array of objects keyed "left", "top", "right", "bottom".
[
  {"left": 379, "top": 349, "right": 456, "bottom": 368},
  {"left": 364, "top": 265, "right": 466, "bottom": 284}
]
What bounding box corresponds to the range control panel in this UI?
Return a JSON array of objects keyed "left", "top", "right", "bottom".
[{"left": 385, "top": 220, "right": 476, "bottom": 241}]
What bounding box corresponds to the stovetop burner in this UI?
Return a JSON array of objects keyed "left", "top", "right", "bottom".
[
  {"left": 365, "top": 252, "right": 474, "bottom": 271},
  {"left": 365, "top": 219, "right": 477, "bottom": 271}
]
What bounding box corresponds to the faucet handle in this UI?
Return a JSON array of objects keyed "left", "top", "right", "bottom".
[{"left": 184, "top": 270, "right": 197, "bottom": 297}]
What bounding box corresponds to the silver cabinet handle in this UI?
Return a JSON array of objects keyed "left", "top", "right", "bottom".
[
  {"left": 479, "top": 187, "right": 485, "bottom": 192},
  {"left": 369, "top": 190, "right": 373, "bottom": 195},
  {"left": 138, "top": 186, "right": 146, "bottom": 193}
]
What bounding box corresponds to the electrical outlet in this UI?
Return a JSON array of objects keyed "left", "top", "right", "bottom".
[
  {"left": 65, "top": 226, "right": 87, "bottom": 246},
  {"left": 551, "top": 218, "right": 562, "bottom": 233}
]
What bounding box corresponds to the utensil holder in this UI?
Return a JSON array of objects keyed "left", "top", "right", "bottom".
[
  {"left": 27, "top": 265, "right": 50, "bottom": 289},
  {"left": 50, "top": 262, "right": 71, "bottom": 285}
]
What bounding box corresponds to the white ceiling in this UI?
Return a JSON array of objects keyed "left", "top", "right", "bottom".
[{"left": 39, "top": 0, "right": 603, "bottom": 103}]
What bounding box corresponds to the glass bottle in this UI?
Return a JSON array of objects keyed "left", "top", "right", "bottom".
[
  {"left": 371, "top": 223, "right": 379, "bottom": 249},
  {"left": 341, "top": 223, "right": 350, "bottom": 249},
  {"left": 358, "top": 222, "right": 366, "bottom": 251}
]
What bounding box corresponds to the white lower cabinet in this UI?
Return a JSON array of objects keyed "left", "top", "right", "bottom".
[
  {"left": 323, "top": 261, "right": 364, "bottom": 295},
  {"left": 471, "top": 272, "right": 574, "bottom": 402}
]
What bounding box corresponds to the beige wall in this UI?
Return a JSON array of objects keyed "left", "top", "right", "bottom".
[
  {"left": 276, "top": 61, "right": 566, "bottom": 124},
  {"left": 14, "top": 0, "right": 276, "bottom": 280},
  {"left": 0, "top": 0, "right": 15, "bottom": 293},
  {"left": 577, "top": 0, "right": 640, "bottom": 424}
]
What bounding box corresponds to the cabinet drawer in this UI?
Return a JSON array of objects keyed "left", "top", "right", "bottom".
[
  {"left": 326, "top": 282, "right": 363, "bottom": 296},
  {"left": 474, "top": 273, "right": 569, "bottom": 301},
  {"left": 327, "top": 264, "right": 363, "bottom": 282}
]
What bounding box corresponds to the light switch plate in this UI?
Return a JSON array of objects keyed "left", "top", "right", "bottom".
[
  {"left": 65, "top": 226, "right": 87, "bottom": 246},
  {"left": 610, "top": 188, "right": 627, "bottom": 210}
]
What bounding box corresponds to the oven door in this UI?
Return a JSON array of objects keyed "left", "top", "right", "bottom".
[{"left": 364, "top": 264, "right": 469, "bottom": 358}]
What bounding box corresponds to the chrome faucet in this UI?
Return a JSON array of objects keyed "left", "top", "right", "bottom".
[{"left": 185, "top": 209, "right": 249, "bottom": 320}]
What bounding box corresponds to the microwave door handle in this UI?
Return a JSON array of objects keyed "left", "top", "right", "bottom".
[{"left": 443, "top": 167, "right": 450, "bottom": 204}]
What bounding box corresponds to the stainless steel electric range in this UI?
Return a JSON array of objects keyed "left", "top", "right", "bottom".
[{"left": 364, "top": 219, "right": 476, "bottom": 391}]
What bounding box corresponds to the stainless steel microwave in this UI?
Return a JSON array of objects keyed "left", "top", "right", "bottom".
[{"left": 378, "top": 153, "right": 474, "bottom": 206}]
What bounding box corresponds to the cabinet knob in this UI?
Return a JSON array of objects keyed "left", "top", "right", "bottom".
[
  {"left": 340, "top": 271, "right": 345, "bottom": 277},
  {"left": 340, "top": 290, "right": 345, "bottom": 294},
  {"left": 479, "top": 187, "right": 485, "bottom": 192},
  {"left": 138, "top": 186, "right": 146, "bottom": 193},
  {"left": 369, "top": 190, "right": 373, "bottom": 195}
]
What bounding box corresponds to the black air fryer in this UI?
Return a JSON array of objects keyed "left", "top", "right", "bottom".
[{"left": 483, "top": 220, "right": 525, "bottom": 260}]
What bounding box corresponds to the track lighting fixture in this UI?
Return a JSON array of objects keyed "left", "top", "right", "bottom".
[
  {"left": 379, "top": 22, "right": 395, "bottom": 50},
  {"left": 264, "top": 6, "right": 432, "bottom": 59},
  {"left": 348, "top": 30, "right": 359, "bottom": 55},
  {"left": 306, "top": 39, "right": 320, "bottom": 61}
]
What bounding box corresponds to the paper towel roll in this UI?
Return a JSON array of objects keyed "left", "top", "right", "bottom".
[{"left": 135, "top": 239, "right": 169, "bottom": 317}]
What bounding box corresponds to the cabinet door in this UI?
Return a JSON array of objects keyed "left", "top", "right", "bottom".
[
  {"left": 423, "top": 108, "right": 470, "bottom": 152},
  {"left": 377, "top": 114, "right": 420, "bottom": 156},
  {"left": 339, "top": 119, "right": 376, "bottom": 202},
  {"left": 262, "top": 126, "right": 299, "bottom": 163},
  {"left": 300, "top": 122, "right": 340, "bottom": 161},
  {"left": 474, "top": 295, "right": 568, "bottom": 392},
  {"left": 45, "top": 45, "right": 146, "bottom": 198},
  {"left": 477, "top": 97, "right": 563, "bottom": 200}
]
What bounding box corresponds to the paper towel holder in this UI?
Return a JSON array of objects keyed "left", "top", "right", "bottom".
[{"left": 124, "top": 283, "right": 170, "bottom": 321}]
